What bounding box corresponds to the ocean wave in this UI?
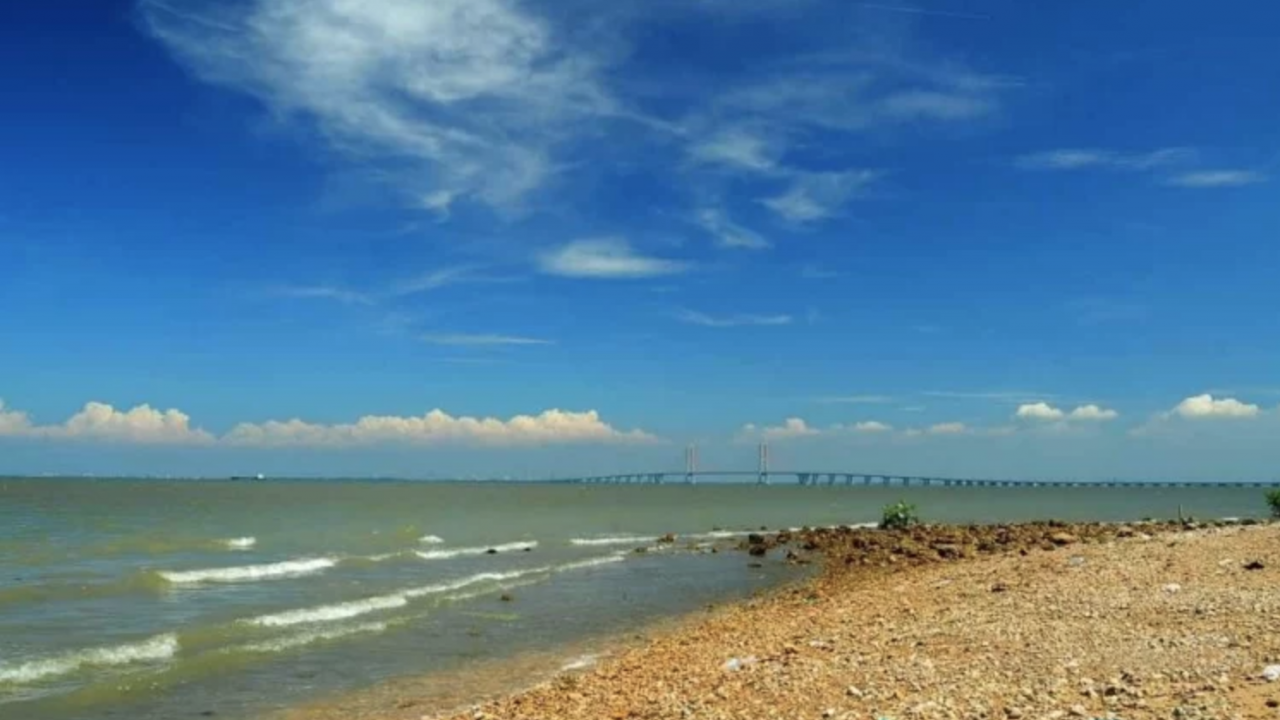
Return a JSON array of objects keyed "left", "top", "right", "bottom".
[
  {"left": 239, "top": 622, "right": 387, "bottom": 654},
  {"left": 556, "top": 553, "right": 627, "bottom": 573},
  {"left": 403, "top": 567, "right": 552, "bottom": 599},
  {"left": 686, "top": 530, "right": 752, "bottom": 540},
  {"left": 245, "top": 594, "right": 408, "bottom": 628},
  {"left": 414, "top": 540, "right": 537, "bottom": 561},
  {"left": 222, "top": 537, "right": 257, "bottom": 550},
  {"left": 159, "top": 557, "right": 337, "bottom": 585},
  {"left": 418, "top": 534, "right": 445, "bottom": 544},
  {"left": 561, "top": 654, "right": 598, "bottom": 671},
  {"left": 442, "top": 577, "right": 542, "bottom": 604},
  {"left": 569, "top": 535, "right": 656, "bottom": 546},
  {"left": 0, "top": 633, "right": 178, "bottom": 685}
]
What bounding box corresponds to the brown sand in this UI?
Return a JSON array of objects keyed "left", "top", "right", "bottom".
[{"left": 417, "top": 521, "right": 1280, "bottom": 720}]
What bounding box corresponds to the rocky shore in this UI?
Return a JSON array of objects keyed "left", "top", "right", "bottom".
[{"left": 429, "top": 519, "right": 1280, "bottom": 720}]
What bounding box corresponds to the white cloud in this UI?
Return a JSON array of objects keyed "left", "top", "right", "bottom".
[
  {"left": 271, "top": 285, "right": 374, "bottom": 305},
  {"left": 225, "top": 409, "right": 655, "bottom": 447},
  {"left": 695, "top": 208, "right": 769, "bottom": 249},
  {"left": 0, "top": 401, "right": 215, "bottom": 445},
  {"left": 1170, "top": 394, "right": 1260, "bottom": 420},
  {"left": 928, "top": 422, "right": 968, "bottom": 435},
  {"left": 1068, "top": 404, "right": 1119, "bottom": 422},
  {"left": 676, "top": 310, "right": 793, "bottom": 328},
  {"left": 688, "top": 128, "right": 778, "bottom": 172},
  {"left": 744, "top": 418, "right": 820, "bottom": 441},
  {"left": 760, "top": 171, "right": 878, "bottom": 223},
  {"left": 1015, "top": 402, "right": 1065, "bottom": 421},
  {"left": 852, "top": 421, "right": 893, "bottom": 433},
  {"left": 0, "top": 400, "right": 33, "bottom": 435},
  {"left": 1016, "top": 402, "right": 1119, "bottom": 423},
  {"left": 421, "top": 334, "right": 552, "bottom": 347},
  {"left": 141, "top": 0, "right": 614, "bottom": 211},
  {"left": 1165, "top": 170, "right": 1266, "bottom": 188},
  {"left": 537, "top": 238, "right": 689, "bottom": 279},
  {"left": 1015, "top": 148, "right": 1193, "bottom": 171}
]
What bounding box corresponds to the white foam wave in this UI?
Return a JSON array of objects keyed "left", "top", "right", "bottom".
[
  {"left": 0, "top": 634, "right": 178, "bottom": 685},
  {"left": 365, "top": 551, "right": 405, "bottom": 562},
  {"left": 414, "top": 541, "right": 537, "bottom": 561},
  {"left": 160, "top": 557, "right": 337, "bottom": 584},
  {"left": 569, "top": 535, "right": 656, "bottom": 546},
  {"left": 245, "top": 595, "right": 408, "bottom": 628},
  {"left": 556, "top": 554, "right": 627, "bottom": 573},
  {"left": 403, "top": 567, "right": 551, "bottom": 599},
  {"left": 223, "top": 537, "right": 257, "bottom": 550},
  {"left": 240, "top": 622, "right": 387, "bottom": 654},
  {"left": 443, "top": 578, "right": 542, "bottom": 604},
  {"left": 418, "top": 534, "right": 445, "bottom": 544},
  {"left": 687, "top": 530, "right": 751, "bottom": 540},
  {"left": 561, "top": 654, "right": 598, "bottom": 671}
]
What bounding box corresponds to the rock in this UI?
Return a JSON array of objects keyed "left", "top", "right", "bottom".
[
  {"left": 747, "top": 562, "right": 763, "bottom": 568},
  {"left": 747, "top": 533, "right": 766, "bottom": 545},
  {"left": 822, "top": 708, "right": 836, "bottom": 718},
  {"left": 748, "top": 545, "right": 767, "bottom": 557},
  {"left": 499, "top": 593, "right": 513, "bottom": 602},
  {"left": 658, "top": 533, "right": 677, "bottom": 544},
  {"left": 1050, "top": 532, "right": 1078, "bottom": 546},
  {"left": 1069, "top": 704, "right": 1087, "bottom": 717},
  {"left": 1004, "top": 707, "right": 1023, "bottom": 719},
  {"left": 846, "top": 686, "right": 863, "bottom": 698},
  {"left": 991, "top": 582, "right": 1008, "bottom": 593},
  {"left": 1116, "top": 526, "right": 1135, "bottom": 538},
  {"left": 485, "top": 548, "right": 498, "bottom": 555},
  {"left": 1163, "top": 583, "right": 1182, "bottom": 593},
  {"left": 934, "top": 543, "right": 963, "bottom": 560},
  {"left": 1266, "top": 699, "right": 1279, "bottom": 708},
  {"left": 1244, "top": 559, "right": 1265, "bottom": 570},
  {"left": 1262, "top": 665, "right": 1280, "bottom": 682}
]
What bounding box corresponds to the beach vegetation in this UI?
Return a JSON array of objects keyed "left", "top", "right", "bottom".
[
  {"left": 880, "top": 500, "right": 920, "bottom": 530},
  {"left": 1266, "top": 489, "right": 1280, "bottom": 518}
]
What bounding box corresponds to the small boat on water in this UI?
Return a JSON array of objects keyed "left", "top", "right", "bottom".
[{"left": 229, "top": 473, "right": 266, "bottom": 481}]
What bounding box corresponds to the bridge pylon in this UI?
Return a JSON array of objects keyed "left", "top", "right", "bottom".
[
  {"left": 757, "top": 442, "right": 770, "bottom": 485},
  {"left": 685, "top": 444, "right": 698, "bottom": 484}
]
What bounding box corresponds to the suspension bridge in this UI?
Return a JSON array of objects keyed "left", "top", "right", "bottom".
[{"left": 551, "top": 443, "right": 1278, "bottom": 488}]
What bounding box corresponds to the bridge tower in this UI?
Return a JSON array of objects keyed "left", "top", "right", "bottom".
[
  {"left": 757, "top": 442, "right": 770, "bottom": 485},
  {"left": 685, "top": 444, "right": 698, "bottom": 484}
]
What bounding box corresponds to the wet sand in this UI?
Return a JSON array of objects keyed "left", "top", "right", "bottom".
[{"left": 291, "top": 520, "right": 1280, "bottom": 720}]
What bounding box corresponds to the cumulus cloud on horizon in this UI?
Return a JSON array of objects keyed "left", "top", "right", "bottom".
[
  {"left": 1015, "top": 402, "right": 1119, "bottom": 422},
  {"left": 1169, "top": 394, "right": 1261, "bottom": 419},
  {"left": 0, "top": 399, "right": 657, "bottom": 448}
]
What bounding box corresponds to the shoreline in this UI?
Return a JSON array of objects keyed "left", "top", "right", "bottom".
[
  {"left": 445, "top": 519, "right": 1280, "bottom": 720},
  {"left": 276, "top": 517, "right": 1280, "bottom": 720}
]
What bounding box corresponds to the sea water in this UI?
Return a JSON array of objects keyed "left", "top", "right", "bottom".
[{"left": 0, "top": 478, "right": 1266, "bottom": 719}]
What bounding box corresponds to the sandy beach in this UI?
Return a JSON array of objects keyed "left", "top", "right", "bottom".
[{"left": 375, "top": 520, "right": 1280, "bottom": 720}]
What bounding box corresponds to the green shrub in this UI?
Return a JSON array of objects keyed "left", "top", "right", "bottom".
[
  {"left": 880, "top": 500, "right": 920, "bottom": 530},
  {"left": 1266, "top": 489, "right": 1280, "bottom": 518}
]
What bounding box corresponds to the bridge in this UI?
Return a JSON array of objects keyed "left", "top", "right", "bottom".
[{"left": 552, "top": 443, "right": 1278, "bottom": 488}]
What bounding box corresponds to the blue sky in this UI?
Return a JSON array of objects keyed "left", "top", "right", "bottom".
[{"left": 2, "top": 0, "right": 1279, "bottom": 479}]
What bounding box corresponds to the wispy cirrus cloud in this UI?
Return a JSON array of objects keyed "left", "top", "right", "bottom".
[
  {"left": 676, "top": 310, "right": 793, "bottom": 327},
  {"left": 140, "top": 0, "right": 620, "bottom": 213},
  {"left": 1015, "top": 147, "right": 1194, "bottom": 171},
  {"left": 421, "top": 334, "right": 553, "bottom": 347},
  {"left": 761, "top": 170, "right": 880, "bottom": 223},
  {"left": 538, "top": 239, "right": 690, "bottom": 279},
  {"left": 1164, "top": 170, "right": 1267, "bottom": 188},
  {"left": 269, "top": 285, "right": 375, "bottom": 306},
  {"left": 391, "top": 266, "right": 519, "bottom": 297},
  {"left": 694, "top": 208, "right": 770, "bottom": 249},
  {"left": 922, "top": 390, "right": 1057, "bottom": 402},
  {"left": 815, "top": 395, "right": 895, "bottom": 405}
]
